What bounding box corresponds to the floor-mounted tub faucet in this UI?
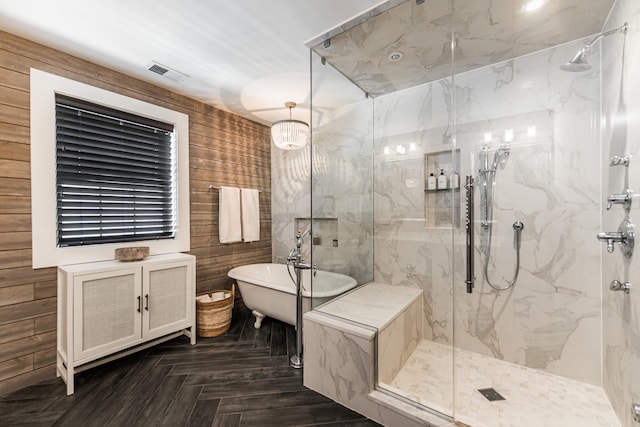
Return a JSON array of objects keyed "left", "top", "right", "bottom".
[{"left": 288, "top": 228, "right": 312, "bottom": 370}]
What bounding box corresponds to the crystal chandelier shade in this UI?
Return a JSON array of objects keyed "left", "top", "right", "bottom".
[{"left": 271, "top": 102, "right": 309, "bottom": 150}]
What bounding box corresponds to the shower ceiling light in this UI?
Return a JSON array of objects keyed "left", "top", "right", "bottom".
[
  {"left": 503, "top": 129, "right": 514, "bottom": 142},
  {"left": 271, "top": 102, "right": 309, "bottom": 150},
  {"left": 388, "top": 51, "right": 403, "bottom": 62},
  {"left": 524, "top": 0, "right": 544, "bottom": 13}
]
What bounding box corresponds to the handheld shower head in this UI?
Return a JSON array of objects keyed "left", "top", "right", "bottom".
[
  {"left": 296, "top": 227, "right": 311, "bottom": 242},
  {"left": 560, "top": 22, "right": 628, "bottom": 72},
  {"left": 491, "top": 145, "right": 511, "bottom": 172},
  {"left": 295, "top": 227, "right": 311, "bottom": 250}
]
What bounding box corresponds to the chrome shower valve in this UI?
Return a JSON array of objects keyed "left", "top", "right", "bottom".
[{"left": 597, "top": 218, "right": 635, "bottom": 257}]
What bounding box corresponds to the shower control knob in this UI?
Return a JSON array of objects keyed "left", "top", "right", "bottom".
[
  {"left": 610, "top": 280, "right": 631, "bottom": 294},
  {"left": 606, "top": 189, "right": 632, "bottom": 211},
  {"left": 610, "top": 155, "right": 630, "bottom": 167}
]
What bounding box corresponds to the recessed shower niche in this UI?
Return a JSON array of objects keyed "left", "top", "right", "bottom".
[
  {"left": 294, "top": 217, "right": 338, "bottom": 247},
  {"left": 425, "top": 149, "right": 461, "bottom": 228}
]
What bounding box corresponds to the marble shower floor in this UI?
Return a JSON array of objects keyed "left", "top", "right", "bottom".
[{"left": 381, "top": 339, "right": 620, "bottom": 427}]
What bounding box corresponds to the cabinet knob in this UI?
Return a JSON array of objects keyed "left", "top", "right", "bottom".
[
  {"left": 145, "top": 294, "right": 149, "bottom": 311},
  {"left": 137, "top": 296, "right": 141, "bottom": 313}
]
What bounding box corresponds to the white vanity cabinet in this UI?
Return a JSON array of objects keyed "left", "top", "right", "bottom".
[{"left": 57, "top": 253, "right": 196, "bottom": 395}]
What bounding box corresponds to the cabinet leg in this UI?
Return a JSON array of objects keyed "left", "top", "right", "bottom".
[
  {"left": 66, "top": 373, "right": 74, "bottom": 396},
  {"left": 58, "top": 355, "right": 74, "bottom": 395}
]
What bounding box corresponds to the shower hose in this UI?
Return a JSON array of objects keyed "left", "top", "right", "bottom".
[{"left": 483, "top": 220, "right": 524, "bottom": 291}]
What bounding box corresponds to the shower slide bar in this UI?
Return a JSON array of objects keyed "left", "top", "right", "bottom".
[{"left": 465, "top": 175, "right": 475, "bottom": 293}]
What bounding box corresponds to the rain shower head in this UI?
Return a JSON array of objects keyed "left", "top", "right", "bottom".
[
  {"left": 560, "top": 48, "right": 591, "bottom": 72},
  {"left": 560, "top": 22, "right": 628, "bottom": 72}
]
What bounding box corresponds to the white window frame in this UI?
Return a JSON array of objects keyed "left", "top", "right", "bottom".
[{"left": 31, "top": 69, "right": 190, "bottom": 268}]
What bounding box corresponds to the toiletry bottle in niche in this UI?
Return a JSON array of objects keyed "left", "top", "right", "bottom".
[
  {"left": 427, "top": 173, "right": 437, "bottom": 190},
  {"left": 450, "top": 171, "right": 459, "bottom": 189},
  {"left": 437, "top": 169, "right": 448, "bottom": 189}
]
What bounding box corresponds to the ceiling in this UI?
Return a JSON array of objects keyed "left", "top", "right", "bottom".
[
  {"left": 0, "top": 0, "right": 615, "bottom": 126},
  {"left": 0, "top": 0, "right": 382, "bottom": 126},
  {"left": 310, "top": 0, "right": 615, "bottom": 96}
]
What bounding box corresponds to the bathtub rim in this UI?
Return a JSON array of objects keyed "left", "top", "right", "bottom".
[{"left": 228, "top": 262, "right": 356, "bottom": 298}]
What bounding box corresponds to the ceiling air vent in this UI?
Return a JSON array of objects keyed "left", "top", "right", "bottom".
[{"left": 146, "top": 61, "right": 188, "bottom": 83}]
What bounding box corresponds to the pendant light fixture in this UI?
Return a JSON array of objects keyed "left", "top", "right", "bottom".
[{"left": 271, "top": 102, "right": 309, "bottom": 150}]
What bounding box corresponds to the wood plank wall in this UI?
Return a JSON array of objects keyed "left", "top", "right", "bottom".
[{"left": 0, "top": 30, "right": 272, "bottom": 395}]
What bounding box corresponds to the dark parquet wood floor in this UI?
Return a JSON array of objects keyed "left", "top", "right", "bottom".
[{"left": 0, "top": 298, "right": 381, "bottom": 427}]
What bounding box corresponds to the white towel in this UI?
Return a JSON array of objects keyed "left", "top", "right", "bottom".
[
  {"left": 241, "top": 188, "right": 260, "bottom": 242},
  {"left": 219, "top": 186, "right": 242, "bottom": 243},
  {"left": 196, "top": 294, "right": 212, "bottom": 303}
]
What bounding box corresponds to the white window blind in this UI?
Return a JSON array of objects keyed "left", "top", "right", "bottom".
[{"left": 55, "top": 94, "right": 177, "bottom": 247}]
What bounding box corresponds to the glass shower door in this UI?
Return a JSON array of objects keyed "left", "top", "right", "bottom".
[
  {"left": 371, "top": 79, "right": 456, "bottom": 417},
  {"left": 307, "top": 0, "right": 457, "bottom": 419},
  {"left": 451, "top": 15, "right": 603, "bottom": 425}
]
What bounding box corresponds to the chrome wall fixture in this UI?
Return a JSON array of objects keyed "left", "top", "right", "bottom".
[
  {"left": 560, "top": 22, "right": 628, "bottom": 72},
  {"left": 598, "top": 154, "right": 635, "bottom": 258},
  {"left": 597, "top": 218, "right": 635, "bottom": 257},
  {"left": 606, "top": 188, "right": 633, "bottom": 212},
  {"left": 610, "top": 280, "right": 632, "bottom": 294},
  {"left": 610, "top": 155, "right": 630, "bottom": 167},
  {"left": 285, "top": 228, "right": 313, "bottom": 369},
  {"left": 479, "top": 145, "right": 510, "bottom": 229},
  {"left": 598, "top": 154, "right": 635, "bottom": 297},
  {"left": 477, "top": 145, "right": 524, "bottom": 291},
  {"left": 465, "top": 175, "right": 475, "bottom": 293}
]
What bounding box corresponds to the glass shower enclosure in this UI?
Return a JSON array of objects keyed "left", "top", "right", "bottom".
[{"left": 306, "top": 0, "right": 631, "bottom": 425}]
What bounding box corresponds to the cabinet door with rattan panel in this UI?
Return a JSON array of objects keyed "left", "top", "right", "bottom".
[
  {"left": 142, "top": 258, "right": 194, "bottom": 341},
  {"left": 72, "top": 267, "right": 143, "bottom": 363}
]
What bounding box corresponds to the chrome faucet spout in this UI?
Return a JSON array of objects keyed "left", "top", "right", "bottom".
[{"left": 287, "top": 248, "right": 298, "bottom": 262}]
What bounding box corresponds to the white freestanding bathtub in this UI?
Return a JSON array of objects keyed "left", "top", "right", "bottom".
[{"left": 227, "top": 263, "right": 357, "bottom": 328}]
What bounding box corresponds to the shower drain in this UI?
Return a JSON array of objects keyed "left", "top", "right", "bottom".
[{"left": 477, "top": 388, "right": 506, "bottom": 401}]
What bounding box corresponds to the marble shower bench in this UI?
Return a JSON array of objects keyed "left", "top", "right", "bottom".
[{"left": 303, "top": 282, "right": 454, "bottom": 427}]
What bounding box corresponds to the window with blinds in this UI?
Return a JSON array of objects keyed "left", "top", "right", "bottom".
[{"left": 55, "top": 94, "right": 177, "bottom": 247}]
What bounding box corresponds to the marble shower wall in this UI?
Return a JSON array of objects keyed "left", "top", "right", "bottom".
[
  {"left": 601, "top": 0, "right": 640, "bottom": 424},
  {"left": 373, "top": 39, "right": 602, "bottom": 385},
  {"left": 271, "top": 144, "right": 313, "bottom": 264},
  {"left": 272, "top": 55, "right": 375, "bottom": 286}
]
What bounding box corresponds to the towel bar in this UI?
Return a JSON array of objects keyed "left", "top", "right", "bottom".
[{"left": 208, "top": 185, "right": 262, "bottom": 192}]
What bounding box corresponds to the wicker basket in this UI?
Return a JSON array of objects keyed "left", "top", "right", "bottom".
[{"left": 196, "top": 284, "right": 234, "bottom": 337}]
